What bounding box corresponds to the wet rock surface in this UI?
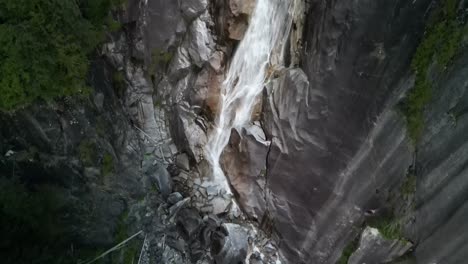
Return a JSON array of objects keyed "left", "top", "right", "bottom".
[{"left": 211, "top": 223, "right": 250, "bottom": 264}]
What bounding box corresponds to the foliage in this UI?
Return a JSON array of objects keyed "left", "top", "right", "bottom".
[
  {"left": 337, "top": 236, "right": 359, "bottom": 264},
  {"left": 400, "top": 0, "right": 466, "bottom": 143},
  {"left": 149, "top": 48, "right": 174, "bottom": 75},
  {"left": 79, "top": 140, "right": 98, "bottom": 167},
  {"left": 112, "top": 71, "right": 126, "bottom": 96},
  {"left": 0, "top": 0, "right": 122, "bottom": 111},
  {"left": 0, "top": 177, "right": 71, "bottom": 263},
  {"left": 115, "top": 210, "right": 140, "bottom": 264},
  {"left": 102, "top": 153, "right": 114, "bottom": 176},
  {"left": 368, "top": 214, "right": 405, "bottom": 241},
  {"left": 400, "top": 173, "right": 417, "bottom": 198}
]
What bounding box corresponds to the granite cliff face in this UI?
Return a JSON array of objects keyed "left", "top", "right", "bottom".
[
  {"left": 258, "top": 0, "right": 468, "bottom": 263},
  {"left": 2, "top": 0, "right": 468, "bottom": 263}
]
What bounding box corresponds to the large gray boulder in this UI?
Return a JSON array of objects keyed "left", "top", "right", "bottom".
[
  {"left": 212, "top": 223, "right": 250, "bottom": 264},
  {"left": 348, "top": 227, "right": 412, "bottom": 264},
  {"left": 180, "top": 0, "right": 208, "bottom": 21},
  {"left": 187, "top": 16, "right": 215, "bottom": 67},
  {"left": 147, "top": 164, "right": 173, "bottom": 198}
]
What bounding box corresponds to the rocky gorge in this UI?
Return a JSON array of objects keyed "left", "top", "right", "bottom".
[{"left": 1, "top": 0, "right": 468, "bottom": 263}]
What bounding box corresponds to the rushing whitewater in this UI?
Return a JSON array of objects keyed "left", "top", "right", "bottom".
[{"left": 205, "top": 0, "right": 293, "bottom": 192}]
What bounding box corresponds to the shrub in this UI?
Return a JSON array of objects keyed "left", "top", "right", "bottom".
[
  {"left": 102, "top": 153, "right": 114, "bottom": 176},
  {"left": 79, "top": 140, "right": 98, "bottom": 166},
  {"left": 0, "top": 0, "right": 122, "bottom": 111},
  {"left": 368, "top": 214, "right": 406, "bottom": 241}
]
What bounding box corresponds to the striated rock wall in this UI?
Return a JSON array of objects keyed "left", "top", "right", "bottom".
[{"left": 258, "top": 0, "right": 468, "bottom": 263}]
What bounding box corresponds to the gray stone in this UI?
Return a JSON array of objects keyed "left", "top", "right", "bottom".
[
  {"left": 171, "top": 104, "right": 208, "bottom": 162},
  {"left": 211, "top": 196, "right": 231, "bottom": 215},
  {"left": 167, "top": 192, "right": 184, "bottom": 205},
  {"left": 148, "top": 164, "right": 173, "bottom": 198},
  {"left": 209, "top": 51, "right": 225, "bottom": 73},
  {"left": 206, "top": 186, "right": 219, "bottom": 196},
  {"left": 178, "top": 171, "right": 190, "bottom": 180},
  {"left": 212, "top": 223, "right": 250, "bottom": 264},
  {"left": 180, "top": 0, "right": 208, "bottom": 21},
  {"left": 169, "top": 197, "right": 191, "bottom": 219},
  {"left": 229, "top": 0, "right": 255, "bottom": 16},
  {"left": 187, "top": 17, "right": 215, "bottom": 67},
  {"left": 348, "top": 227, "right": 413, "bottom": 264},
  {"left": 176, "top": 208, "right": 203, "bottom": 238},
  {"left": 93, "top": 93, "right": 105, "bottom": 110},
  {"left": 193, "top": 178, "right": 202, "bottom": 186},
  {"left": 176, "top": 153, "right": 190, "bottom": 171},
  {"left": 142, "top": 0, "right": 185, "bottom": 54},
  {"left": 200, "top": 205, "right": 214, "bottom": 214},
  {"left": 168, "top": 46, "right": 191, "bottom": 80}
]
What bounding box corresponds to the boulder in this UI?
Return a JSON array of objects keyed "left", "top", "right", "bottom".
[
  {"left": 176, "top": 208, "right": 203, "bottom": 238},
  {"left": 176, "top": 153, "right": 191, "bottom": 171},
  {"left": 148, "top": 164, "right": 173, "bottom": 198},
  {"left": 167, "top": 192, "right": 184, "bottom": 205},
  {"left": 348, "top": 227, "right": 413, "bottom": 264},
  {"left": 212, "top": 223, "right": 250, "bottom": 264},
  {"left": 187, "top": 17, "right": 215, "bottom": 67},
  {"left": 180, "top": 0, "right": 208, "bottom": 21}
]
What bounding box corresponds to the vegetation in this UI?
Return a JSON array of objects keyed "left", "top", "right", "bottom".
[
  {"left": 400, "top": 173, "right": 417, "bottom": 198},
  {"left": 337, "top": 236, "right": 360, "bottom": 264},
  {"left": 112, "top": 71, "right": 126, "bottom": 97},
  {"left": 367, "top": 214, "right": 406, "bottom": 241},
  {"left": 149, "top": 48, "right": 174, "bottom": 75},
  {"left": 115, "top": 210, "right": 140, "bottom": 264},
  {"left": 0, "top": 0, "right": 123, "bottom": 111},
  {"left": 400, "top": 0, "right": 466, "bottom": 143},
  {"left": 0, "top": 177, "right": 73, "bottom": 263},
  {"left": 79, "top": 140, "right": 98, "bottom": 167},
  {"left": 102, "top": 153, "right": 115, "bottom": 176}
]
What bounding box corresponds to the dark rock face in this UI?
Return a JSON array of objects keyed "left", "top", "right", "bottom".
[
  {"left": 261, "top": 0, "right": 431, "bottom": 263},
  {"left": 257, "top": 0, "right": 468, "bottom": 263},
  {"left": 0, "top": 59, "right": 143, "bottom": 248},
  {"left": 410, "top": 52, "right": 468, "bottom": 264},
  {"left": 221, "top": 128, "right": 268, "bottom": 220}
]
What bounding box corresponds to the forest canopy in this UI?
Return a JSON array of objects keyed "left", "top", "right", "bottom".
[{"left": 0, "top": 0, "right": 121, "bottom": 111}]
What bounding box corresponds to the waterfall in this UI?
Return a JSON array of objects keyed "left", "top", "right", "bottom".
[{"left": 205, "top": 0, "right": 293, "bottom": 193}]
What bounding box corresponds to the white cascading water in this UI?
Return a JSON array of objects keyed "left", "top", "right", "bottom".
[{"left": 205, "top": 0, "right": 293, "bottom": 193}]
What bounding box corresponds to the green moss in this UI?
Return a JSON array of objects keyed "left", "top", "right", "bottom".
[
  {"left": 122, "top": 245, "right": 139, "bottom": 264},
  {"left": 149, "top": 48, "right": 174, "bottom": 75},
  {"left": 368, "top": 214, "right": 406, "bottom": 241},
  {"left": 401, "top": 173, "right": 417, "bottom": 198},
  {"left": 102, "top": 153, "right": 115, "bottom": 176},
  {"left": 115, "top": 210, "right": 129, "bottom": 242},
  {"left": 153, "top": 98, "right": 163, "bottom": 108},
  {"left": 400, "top": 0, "right": 466, "bottom": 143},
  {"left": 115, "top": 210, "right": 140, "bottom": 264},
  {"left": 79, "top": 140, "right": 98, "bottom": 167},
  {"left": 95, "top": 116, "right": 107, "bottom": 137},
  {"left": 113, "top": 71, "right": 126, "bottom": 97},
  {"left": 337, "top": 236, "right": 359, "bottom": 264}
]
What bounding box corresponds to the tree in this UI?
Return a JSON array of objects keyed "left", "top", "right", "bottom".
[{"left": 0, "top": 0, "right": 121, "bottom": 111}]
